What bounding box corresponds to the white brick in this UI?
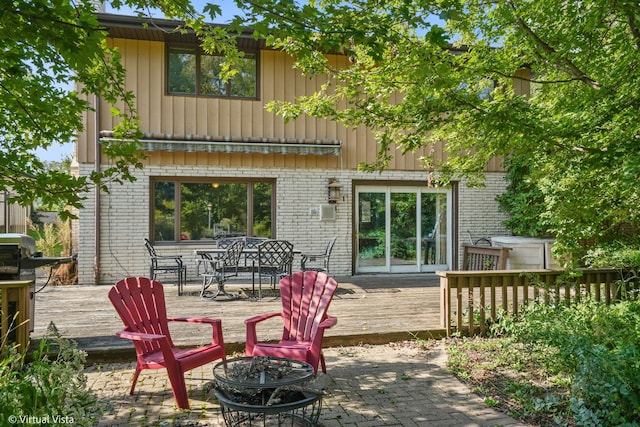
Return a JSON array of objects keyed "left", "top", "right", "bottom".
[{"left": 74, "top": 165, "right": 509, "bottom": 284}]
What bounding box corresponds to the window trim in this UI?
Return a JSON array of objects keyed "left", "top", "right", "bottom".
[
  {"left": 150, "top": 177, "right": 276, "bottom": 243},
  {"left": 165, "top": 43, "right": 260, "bottom": 100}
]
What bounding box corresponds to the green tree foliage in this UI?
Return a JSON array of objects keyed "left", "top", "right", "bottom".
[
  {"left": 1, "top": 0, "right": 145, "bottom": 218},
  {"left": 496, "top": 155, "right": 549, "bottom": 238},
  {"left": 0, "top": 0, "right": 251, "bottom": 218},
  {"left": 184, "top": 0, "right": 640, "bottom": 260},
  {"left": 10, "top": 0, "right": 640, "bottom": 259}
]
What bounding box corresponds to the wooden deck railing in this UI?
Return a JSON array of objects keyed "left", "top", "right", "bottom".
[{"left": 437, "top": 268, "right": 638, "bottom": 337}]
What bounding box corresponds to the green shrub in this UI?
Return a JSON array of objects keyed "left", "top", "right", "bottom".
[
  {"left": 496, "top": 300, "right": 640, "bottom": 426},
  {"left": 583, "top": 245, "right": 640, "bottom": 269},
  {"left": 0, "top": 323, "right": 105, "bottom": 426}
]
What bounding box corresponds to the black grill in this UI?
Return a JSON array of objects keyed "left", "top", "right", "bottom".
[
  {"left": 0, "top": 233, "right": 76, "bottom": 281},
  {"left": 0, "top": 234, "right": 76, "bottom": 341}
]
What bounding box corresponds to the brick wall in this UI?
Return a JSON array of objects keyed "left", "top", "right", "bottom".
[
  {"left": 75, "top": 165, "right": 509, "bottom": 284},
  {"left": 457, "top": 173, "right": 512, "bottom": 268}
]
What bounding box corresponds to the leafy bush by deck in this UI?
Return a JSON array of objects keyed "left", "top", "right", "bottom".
[
  {"left": 0, "top": 324, "right": 104, "bottom": 426},
  {"left": 495, "top": 300, "right": 640, "bottom": 426}
]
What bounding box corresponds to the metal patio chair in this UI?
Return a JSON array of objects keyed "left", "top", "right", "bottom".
[
  {"left": 300, "top": 236, "right": 337, "bottom": 274},
  {"left": 144, "top": 238, "right": 187, "bottom": 296},
  {"left": 199, "top": 239, "right": 245, "bottom": 299},
  {"left": 255, "top": 239, "right": 294, "bottom": 299},
  {"left": 243, "top": 236, "right": 267, "bottom": 268}
]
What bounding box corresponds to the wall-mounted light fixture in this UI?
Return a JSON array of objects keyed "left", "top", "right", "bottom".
[{"left": 327, "top": 178, "right": 342, "bottom": 204}]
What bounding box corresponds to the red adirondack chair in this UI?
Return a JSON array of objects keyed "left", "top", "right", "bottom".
[
  {"left": 245, "top": 270, "right": 338, "bottom": 373},
  {"left": 108, "top": 277, "right": 226, "bottom": 409}
]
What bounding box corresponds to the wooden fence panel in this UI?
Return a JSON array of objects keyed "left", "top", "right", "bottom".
[
  {"left": 438, "top": 269, "right": 635, "bottom": 337},
  {"left": 0, "top": 191, "right": 30, "bottom": 234}
]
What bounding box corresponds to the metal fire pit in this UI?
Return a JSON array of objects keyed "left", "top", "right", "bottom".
[
  {"left": 214, "top": 388, "right": 321, "bottom": 427},
  {"left": 213, "top": 356, "right": 322, "bottom": 427}
]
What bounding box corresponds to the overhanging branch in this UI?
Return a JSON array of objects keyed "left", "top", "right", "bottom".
[{"left": 507, "top": 1, "right": 602, "bottom": 90}]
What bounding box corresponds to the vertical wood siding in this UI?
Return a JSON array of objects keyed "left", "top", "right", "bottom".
[{"left": 77, "top": 38, "right": 510, "bottom": 173}]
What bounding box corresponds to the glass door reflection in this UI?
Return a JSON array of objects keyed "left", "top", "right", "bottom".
[{"left": 357, "top": 192, "right": 387, "bottom": 270}]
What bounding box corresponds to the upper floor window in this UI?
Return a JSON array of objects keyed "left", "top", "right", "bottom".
[{"left": 167, "top": 46, "right": 258, "bottom": 98}]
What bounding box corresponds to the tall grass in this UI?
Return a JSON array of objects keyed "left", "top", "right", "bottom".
[
  {"left": 28, "top": 219, "right": 76, "bottom": 285},
  {"left": 30, "top": 219, "right": 71, "bottom": 257}
]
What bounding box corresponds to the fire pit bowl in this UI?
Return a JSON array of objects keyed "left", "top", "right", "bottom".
[
  {"left": 212, "top": 356, "right": 323, "bottom": 427},
  {"left": 214, "top": 387, "right": 321, "bottom": 426}
]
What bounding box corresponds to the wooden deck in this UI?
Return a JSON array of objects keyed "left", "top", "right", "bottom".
[{"left": 30, "top": 274, "right": 443, "bottom": 361}]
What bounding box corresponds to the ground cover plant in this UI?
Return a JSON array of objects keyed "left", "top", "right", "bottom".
[
  {"left": 446, "top": 299, "right": 640, "bottom": 426},
  {"left": 0, "top": 323, "right": 105, "bottom": 426}
]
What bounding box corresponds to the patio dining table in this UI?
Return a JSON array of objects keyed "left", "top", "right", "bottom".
[{"left": 194, "top": 246, "right": 301, "bottom": 298}]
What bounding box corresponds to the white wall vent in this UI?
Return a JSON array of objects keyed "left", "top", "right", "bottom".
[{"left": 319, "top": 204, "right": 337, "bottom": 221}]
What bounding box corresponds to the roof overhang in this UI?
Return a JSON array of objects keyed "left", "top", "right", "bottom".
[{"left": 96, "top": 13, "right": 264, "bottom": 49}]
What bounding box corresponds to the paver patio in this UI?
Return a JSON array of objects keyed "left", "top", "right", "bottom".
[{"left": 30, "top": 274, "right": 530, "bottom": 426}]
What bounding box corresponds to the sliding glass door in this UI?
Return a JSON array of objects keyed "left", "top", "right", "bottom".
[{"left": 356, "top": 186, "right": 450, "bottom": 273}]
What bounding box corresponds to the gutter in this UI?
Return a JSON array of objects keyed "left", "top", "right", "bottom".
[{"left": 94, "top": 94, "right": 101, "bottom": 285}]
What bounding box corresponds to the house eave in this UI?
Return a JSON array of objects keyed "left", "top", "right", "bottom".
[{"left": 96, "top": 12, "right": 263, "bottom": 48}]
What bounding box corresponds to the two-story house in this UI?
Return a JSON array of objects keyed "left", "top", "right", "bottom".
[{"left": 73, "top": 13, "right": 512, "bottom": 285}]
